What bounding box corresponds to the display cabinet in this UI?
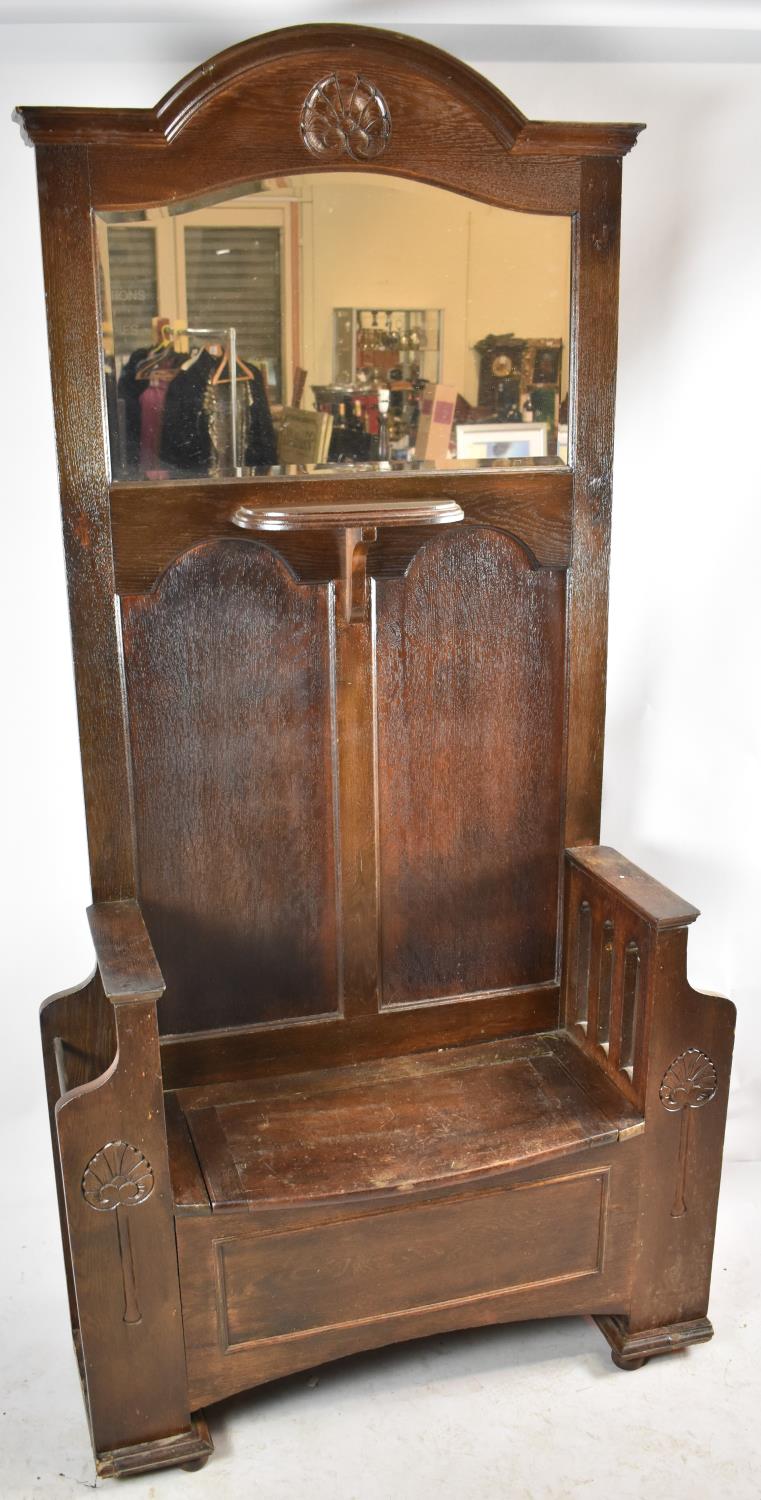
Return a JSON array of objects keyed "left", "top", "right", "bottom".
[
  {"left": 333, "top": 306, "right": 442, "bottom": 385},
  {"left": 15, "top": 23, "right": 734, "bottom": 1481}
]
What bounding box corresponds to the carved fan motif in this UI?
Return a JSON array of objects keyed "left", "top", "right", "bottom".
[
  {"left": 300, "top": 74, "right": 391, "bottom": 161},
  {"left": 82, "top": 1141, "right": 154, "bottom": 1325},
  {"left": 659, "top": 1050, "right": 717, "bottom": 1219},
  {"left": 659, "top": 1049, "right": 717, "bottom": 1112},
  {"left": 82, "top": 1141, "right": 154, "bottom": 1209}
]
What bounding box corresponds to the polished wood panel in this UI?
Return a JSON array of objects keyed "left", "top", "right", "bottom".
[
  {"left": 121, "top": 539, "right": 340, "bottom": 1034},
  {"left": 376, "top": 526, "right": 565, "bottom": 1006},
  {"left": 159, "top": 984, "right": 560, "bottom": 1090},
  {"left": 176, "top": 1144, "right": 638, "bottom": 1407},
  {"left": 110, "top": 471, "right": 574, "bottom": 594},
  {"left": 216, "top": 1168, "right": 608, "bottom": 1344}
]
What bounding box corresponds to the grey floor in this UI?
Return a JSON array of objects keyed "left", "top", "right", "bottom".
[{"left": 2, "top": 1115, "right": 758, "bottom": 1498}]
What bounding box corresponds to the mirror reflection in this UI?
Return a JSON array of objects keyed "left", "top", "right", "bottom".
[{"left": 97, "top": 174, "right": 571, "bottom": 480}]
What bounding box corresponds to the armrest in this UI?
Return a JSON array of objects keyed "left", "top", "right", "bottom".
[
  {"left": 87, "top": 898, "right": 165, "bottom": 1004},
  {"left": 565, "top": 846, "right": 699, "bottom": 932},
  {"left": 564, "top": 848, "right": 735, "bottom": 1340},
  {"left": 561, "top": 846, "right": 732, "bottom": 1114}
]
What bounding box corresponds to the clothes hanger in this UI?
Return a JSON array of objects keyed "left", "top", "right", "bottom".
[
  {"left": 211, "top": 345, "right": 255, "bottom": 386},
  {"left": 135, "top": 326, "right": 176, "bottom": 380}
]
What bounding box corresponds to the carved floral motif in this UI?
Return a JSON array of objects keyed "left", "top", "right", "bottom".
[
  {"left": 659, "top": 1049, "right": 717, "bottom": 1113},
  {"left": 300, "top": 74, "right": 391, "bottom": 161},
  {"left": 659, "top": 1050, "right": 717, "bottom": 1219},
  {"left": 82, "top": 1141, "right": 153, "bottom": 1324},
  {"left": 82, "top": 1141, "right": 154, "bottom": 1210}
]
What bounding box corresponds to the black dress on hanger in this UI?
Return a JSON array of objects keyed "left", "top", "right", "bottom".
[{"left": 159, "top": 348, "right": 217, "bottom": 473}]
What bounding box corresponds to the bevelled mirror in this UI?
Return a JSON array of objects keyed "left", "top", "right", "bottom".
[{"left": 97, "top": 173, "right": 571, "bottom": 480}]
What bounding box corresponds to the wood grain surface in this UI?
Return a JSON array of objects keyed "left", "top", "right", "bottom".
[
  {"left": 121, "top": 540, "right": 340, "bottom": 1034},
  {"left": 175, "top": 1033, "right": 642, "bottom": 1210},
  {"left": 376, "top": 526, "right": 565, "bottom": 1006},
  {"left": 111, "top": 471, "right": 574, "bottom": 594}
]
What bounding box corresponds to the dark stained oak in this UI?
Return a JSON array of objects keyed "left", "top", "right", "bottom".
[
  {"left": 87, "top": 899, "right": 165, "bottom": 1002},
  {"left": 176, "top": 1034, "right": 643, "bottom": 1211},
  {"left": 121, "top": 540, "right": 340, "bottom": 1034},
  {"left": 376, "top": 526, "right": 565, "bottom": 1006},
  {"left": 159, "top": 982, "right": 561, "bottom": 1089},
  {"left": 20, "top": 21, "right": 732, "bottom": 1485},
  {"left": 566, "top": 845, "right": 700, "bottom": 929},
  {"left": 175, "top": 1146, "right": 639, "bottom": 1408},
  {"left": 34, "top": 148, "right": 136, "bottom": 902},
  {"left": 110, "top": 471, "right": 574, "bottom": 594},
  {"left": 231, "top": 497, "right": 464, "bottom": 531},
  {"left": 16, "top": 27, "right": 642, "bottom": 160},
  {"left": 564, "top": 159, "right": 622, "bottom": 846}
]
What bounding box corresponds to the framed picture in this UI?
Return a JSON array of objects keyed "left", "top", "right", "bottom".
[{"left": 455, "top": 421, "right": 549, "bottom": 461}]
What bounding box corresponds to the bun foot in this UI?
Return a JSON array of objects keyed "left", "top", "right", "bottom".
[
  {"left": 594, "top": 1313, "right": 713, "bottom": 1369},
  {"left": 611, "top": 1350, "right": 648, "bottom": 1371},
  {"left": 95, "top": 1412, "right": 213, "bottom": 1478},
  {"left": 182, "top": 1453, "right": 212, "bottom": 1472}
]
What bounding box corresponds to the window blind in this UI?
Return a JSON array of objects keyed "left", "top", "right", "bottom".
[
  {"left": 106, "top": 226, "right": 158, "bottom": 358},
  {"left": 184, "top": 226, "right": 282, "bottom": 400}
]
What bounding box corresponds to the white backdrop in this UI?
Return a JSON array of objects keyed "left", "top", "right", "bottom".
[{"left": 1, "top": 15, "right": 759, "bottom": 1167}]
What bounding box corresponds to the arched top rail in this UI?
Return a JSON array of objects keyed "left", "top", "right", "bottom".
[{"left": 15, "top": 24, "right": 643, "bottom": 162}]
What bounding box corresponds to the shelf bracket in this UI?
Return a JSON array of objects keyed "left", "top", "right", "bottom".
[
  {"left": 341, "top": 525, "right": 378, "bottom": 625},
  {"left": 231, "top": 497, "right": 463, "bottom": 627}
]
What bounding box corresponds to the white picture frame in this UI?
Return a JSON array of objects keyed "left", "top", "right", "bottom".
[{"left": 454, "top": 421, "right": 549, "bottom": 461}]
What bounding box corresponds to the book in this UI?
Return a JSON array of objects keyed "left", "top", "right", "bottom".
[{"left": 277, "top": 408, "right": 333, "bottom": 465}]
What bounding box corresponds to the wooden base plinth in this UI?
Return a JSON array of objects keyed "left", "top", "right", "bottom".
[
  {"left": 95, "top": 1412, "right": 213, "bottom": 1479},
  {"left": 594, "top": 1313, "right": 713, "bottom": 1370}
]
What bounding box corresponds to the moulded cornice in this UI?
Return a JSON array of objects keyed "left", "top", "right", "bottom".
[{"left": 14, "top": 23, "right": 644, "bottom": 157}]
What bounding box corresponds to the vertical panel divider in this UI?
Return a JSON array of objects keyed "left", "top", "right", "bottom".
[
  {"left": 606, "top": 929, "right": 627, "bottom": 1071},
  {"left": 332, "top": 578, "right": 381, "bottom": 1019}
]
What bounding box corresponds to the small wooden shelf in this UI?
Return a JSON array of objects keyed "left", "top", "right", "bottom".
[
  {"left": 232, "top": 497, "right": 464, "bottom": 622},
  {"left": 231, "top": 497, "right": 464, "bottom": 532},
  {"left": 167, "top": 1032, "right": 644, "bottom": 1214}
]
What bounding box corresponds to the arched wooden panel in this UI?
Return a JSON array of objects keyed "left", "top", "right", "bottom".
[
  {"left": 375, "top": 527, "right": 565, "bottom": 1008},
  {"left": 121, "top": 540, "right": 339, "bottom": 1034}
]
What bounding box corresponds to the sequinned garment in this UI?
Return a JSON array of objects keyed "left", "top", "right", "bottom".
[{"left": 204, "top": 380, "right": 253, "bottom": 476}]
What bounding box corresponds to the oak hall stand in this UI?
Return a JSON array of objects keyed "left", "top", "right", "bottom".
[{"left": 16, "top": 26, "right": 735, "bottom": 1480}]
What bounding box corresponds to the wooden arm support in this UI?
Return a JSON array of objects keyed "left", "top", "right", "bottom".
[
  {"left": 39, "top": 902, "right": 200, "bottom": 1465},
  {"left": 565, "top": 846, "right": 700, "bottom": 932},
  {"left": 562, "top": 845, "right": 735, "bottom": 1344},
  {"left": 87, "top": 898, "right": 165, "bottom": 1005},
  {"left": 561, "top": 845, "right": 710, "bottom": 1110}
]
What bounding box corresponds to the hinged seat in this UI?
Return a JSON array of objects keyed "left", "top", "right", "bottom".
[{"left": 165, "top": 1032, "right": 644, "bottom": 1215}]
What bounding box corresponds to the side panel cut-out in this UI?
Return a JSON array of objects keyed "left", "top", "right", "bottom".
[
  {"left": 122, "top": 540, "right": 339, "bottom": 1034},
  {"left": 620, "top": 940, "right": 640, "bottom": 1073},
  {"left": 375, "top": 527, "right": 565, "bottom": 1007},
  {"left": 596, "top": 918, "right": 615, "bottom": 1048},
  {"left": 574, "top": 900, "right": 592, "bottom": 1026}
]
